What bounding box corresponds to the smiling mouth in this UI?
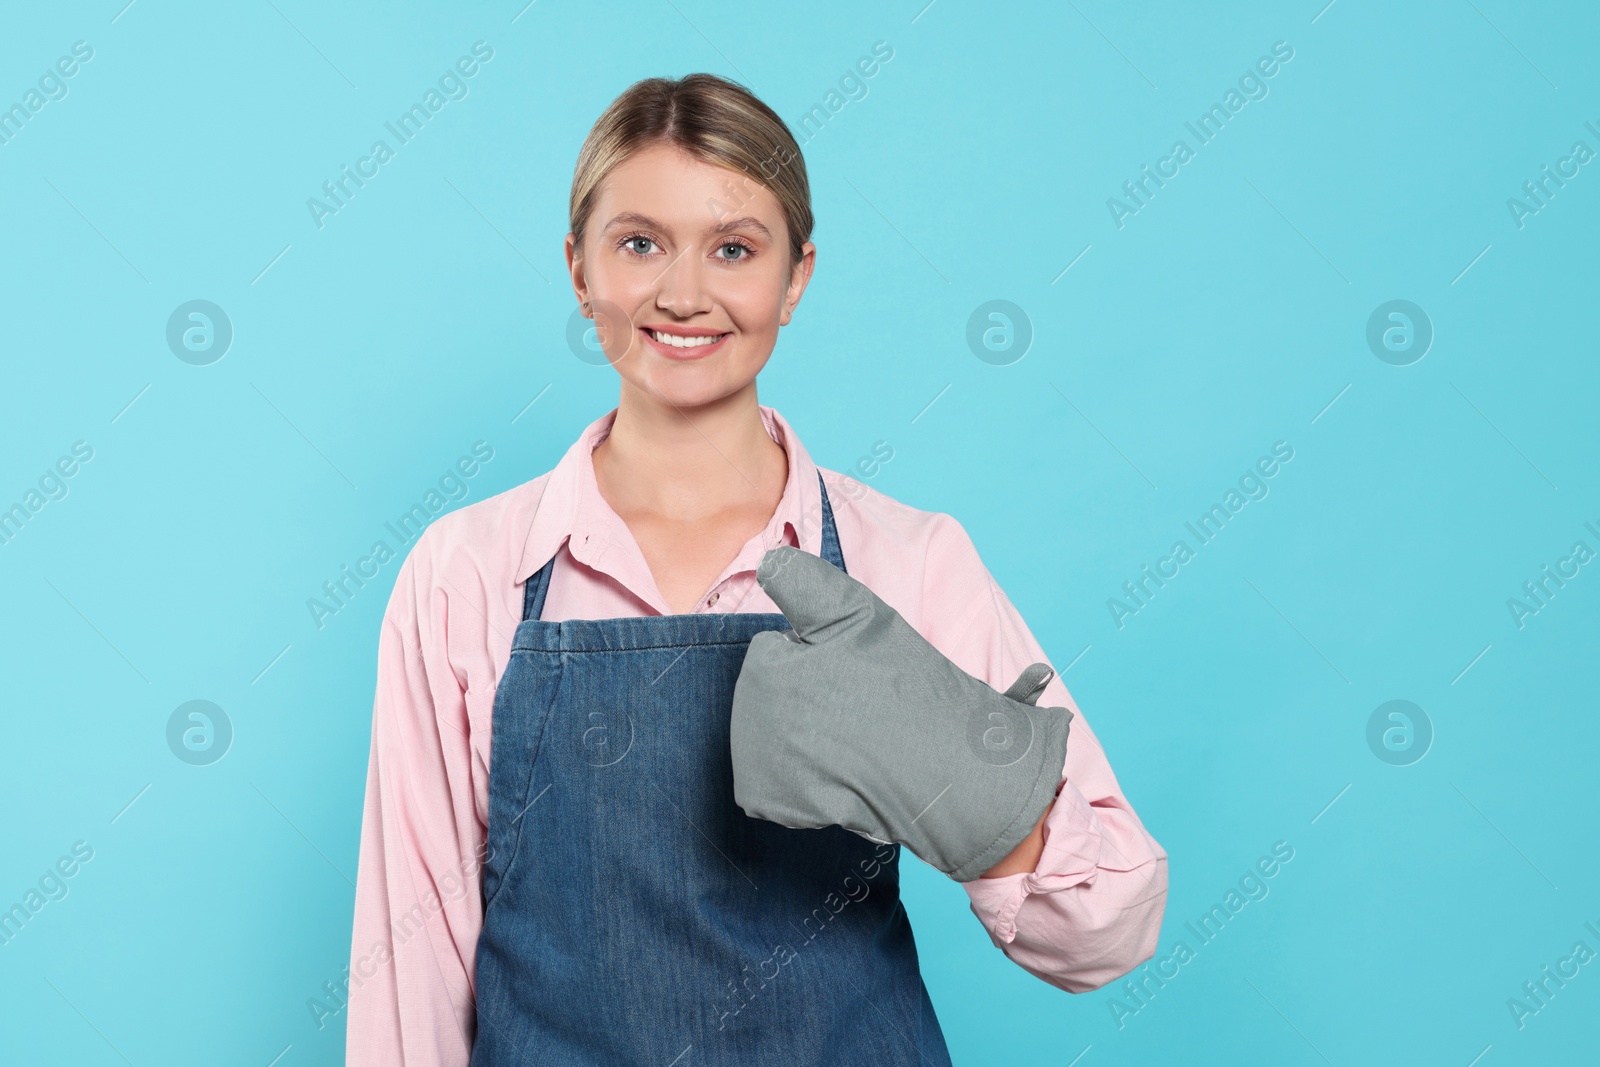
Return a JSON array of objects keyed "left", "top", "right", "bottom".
[{"left": 642, "top": 328, "right": 731, "bottom": 350}]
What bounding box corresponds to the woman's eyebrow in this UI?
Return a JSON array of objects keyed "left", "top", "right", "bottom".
[
  {"left": 602, "top": 211, "right": 663, "bottom": 232},
  {"left": 602, "top": 211, "right": 772, "bottom": 240},
  {"left": 709, "top": 215, "right": 773, "bottom": 240}
]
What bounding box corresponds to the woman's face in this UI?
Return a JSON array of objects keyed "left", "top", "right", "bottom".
[{"left": 566, "top": 141, "right": 815, "bottom": 409}]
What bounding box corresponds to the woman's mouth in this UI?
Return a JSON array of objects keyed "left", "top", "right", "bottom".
[{"left": 640, "top": 327, "right": 731, "bottom": 359}]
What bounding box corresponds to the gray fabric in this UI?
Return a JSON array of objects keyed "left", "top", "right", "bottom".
[{"left": 731, "top": 546, "right": 1073, "bottom": 883}]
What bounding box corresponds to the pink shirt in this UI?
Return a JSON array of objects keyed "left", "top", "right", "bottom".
[{"left": 346, "top": 403, "right": 1169, "bottom": 1065}]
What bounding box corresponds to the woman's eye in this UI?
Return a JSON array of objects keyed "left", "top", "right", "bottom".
[
  {"left": 624, "top": 236, "right": 657, "bottom": 256},
  {"left": 717, "top": 242, "right": 751, "bottom": 261}
]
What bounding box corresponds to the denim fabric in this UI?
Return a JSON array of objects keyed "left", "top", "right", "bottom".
[{"left": 470, "top": 470, "right": 953, "bottom": 1067}]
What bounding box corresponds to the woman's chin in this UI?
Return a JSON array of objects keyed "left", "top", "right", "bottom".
[{"left": 627, "top": 371, "right": 755, "bottom": 410}]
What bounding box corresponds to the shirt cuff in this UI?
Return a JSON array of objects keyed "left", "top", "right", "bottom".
[{"left": 962, "top": 780, "right": 1103, "bottom": 944}]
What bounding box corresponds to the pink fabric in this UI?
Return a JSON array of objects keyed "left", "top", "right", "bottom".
[{"left": 345, "top": 403, "right": 1168, "bottom": 1065}]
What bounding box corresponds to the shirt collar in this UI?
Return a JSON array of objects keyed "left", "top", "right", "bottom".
[{"left": 515, "top": 403, "right": 823, "bottom": 586}]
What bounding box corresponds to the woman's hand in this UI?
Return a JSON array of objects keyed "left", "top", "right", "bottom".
[{"left": 730, "top": 547, "right": 1072, "bottom": 883}]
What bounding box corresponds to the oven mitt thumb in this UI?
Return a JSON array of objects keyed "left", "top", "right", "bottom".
[{"left": 730, "top": 545, "right": 1072, "bottom": 883}]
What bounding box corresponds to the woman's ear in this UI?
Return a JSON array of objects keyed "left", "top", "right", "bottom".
[
  {"left": 565, "top": 232, "right": 590, "bottom": 313},
  {"left": 781, "top": 241, "right": 816, "bottom": 326}
]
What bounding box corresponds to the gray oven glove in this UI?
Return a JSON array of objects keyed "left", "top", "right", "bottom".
[{"left": 730, "top": 546, "right": 1073, "bottom": 882}]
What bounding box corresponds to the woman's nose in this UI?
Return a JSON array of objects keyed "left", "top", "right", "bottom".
[{"left": 653, "top": 252, "right": 714, "bottom": 317}]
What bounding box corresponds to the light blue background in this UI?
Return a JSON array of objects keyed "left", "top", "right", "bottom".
[{"left": 2, "top": 1, "right": 1597, "bottom": 1064}]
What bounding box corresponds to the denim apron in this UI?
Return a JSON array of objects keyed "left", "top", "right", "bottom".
[{"left": 470, "top": 471, "right": 952, "bottom": 1066}]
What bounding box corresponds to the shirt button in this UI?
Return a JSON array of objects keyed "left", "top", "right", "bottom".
[{"left": 707, "top": 592, "right": 720, "bottom": 607}]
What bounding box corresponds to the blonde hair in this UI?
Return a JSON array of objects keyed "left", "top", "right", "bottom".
[{"left": 569, "top": 73, "right": 813, "bottom": 265}]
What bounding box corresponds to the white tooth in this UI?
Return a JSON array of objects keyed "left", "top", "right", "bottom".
[{"left": 652, "top": 330, "right": 722, "bottom": 348}]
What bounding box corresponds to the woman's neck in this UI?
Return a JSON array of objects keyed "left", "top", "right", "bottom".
[{"left": 591, "top": 382, "right": 788, "bottom": 524}]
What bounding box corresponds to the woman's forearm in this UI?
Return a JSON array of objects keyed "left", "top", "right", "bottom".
[{"left": 980, "top": 793, "right": 1056, "bottom": 878}]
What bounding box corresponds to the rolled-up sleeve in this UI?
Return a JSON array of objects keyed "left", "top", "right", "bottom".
[
  {"left": 346, "top": 535, "right": 486, "bottom": 1065},
  {"left": 920, "top": 514, "right": 1168, "bottom": 994}
]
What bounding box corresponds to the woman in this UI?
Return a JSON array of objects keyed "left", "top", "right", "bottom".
[{"left": 346, "top": 73, "right": 1167, "bottom": 1065}]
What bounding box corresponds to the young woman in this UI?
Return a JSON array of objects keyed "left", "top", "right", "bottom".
[{"left": 346, "top": 73, "right": 1167, "bottom": 1066}]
